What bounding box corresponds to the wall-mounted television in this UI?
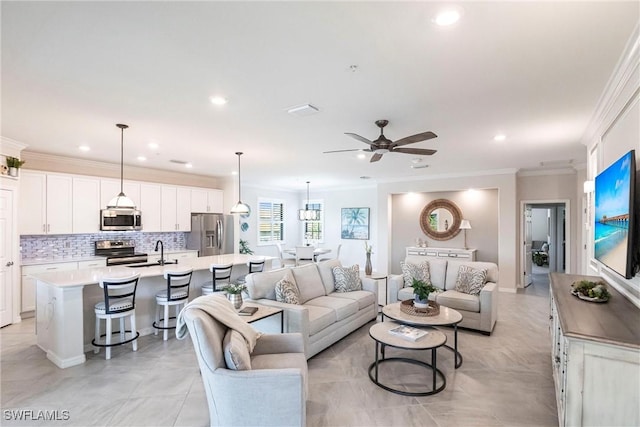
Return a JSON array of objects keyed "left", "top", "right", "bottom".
[{"left": 594, "top": 149, "right": 637, "bottom": 279}]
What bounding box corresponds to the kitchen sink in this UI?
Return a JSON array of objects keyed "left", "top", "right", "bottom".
[{"left": 126, "top": 260, "right": 179, "bottom": 268}]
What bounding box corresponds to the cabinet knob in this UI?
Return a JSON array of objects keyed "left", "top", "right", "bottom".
[{"left": 5, "top": 261, "right": 13, "bottom": 267}]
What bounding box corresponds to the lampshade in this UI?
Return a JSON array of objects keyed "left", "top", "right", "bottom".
[
  {"left": 230, "top": 152, "right": 250, "bottom": 215},
  {"left": 298, "top": 181, "right": 320, "bottom": 221},
  {"left": 106, "top": 124, "right": 137, "bottom": 209},
  {"left": 460, "top": 219, "right": 472, "bottom": 229}
]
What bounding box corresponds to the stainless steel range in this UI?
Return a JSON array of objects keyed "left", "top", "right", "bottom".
[{"left": 95, "top": 240, "right": 148, "bottom": 266}]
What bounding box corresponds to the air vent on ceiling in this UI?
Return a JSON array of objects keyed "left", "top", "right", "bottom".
[
  {"left": 170, "top": 159, "right": 189, "bottom": 165},
  {"left": 286, "top": 104, "right": 320, "bottom": 117}
]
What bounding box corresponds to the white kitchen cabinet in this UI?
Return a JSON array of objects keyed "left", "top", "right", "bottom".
[
  {"left": 72, "top": 176, "right": 101, "bottom": 233},
  {"left": 77, "top": 259, "right": 106, "bottom": 269},
  {"left": 21, "top": 262, "right": 77, "bottom": 313},
  {"left": 191, "top": 188, "right": 224, "bottom": 213},
  {"left": 161, "top": 185, "right": 191, "bottom": 231},
  {"left": 100, "top": 179, "right": 140, "bottom": 209},
  {"left": 550, "top": 273, "right": 640, "bottom": 426},
  {"left": 139, "top": 183, "right": 162, "bottom": 232},
  {"left": 19, "top": 171, "right": 72, "bottom": 235},
  {"left": 405, "top": 246, "right": 476, "bottom": 261}
]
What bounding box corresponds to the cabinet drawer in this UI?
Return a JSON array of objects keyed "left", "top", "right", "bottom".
[{"left": 77, "top": 259, "right": 106, "bottom": 269}]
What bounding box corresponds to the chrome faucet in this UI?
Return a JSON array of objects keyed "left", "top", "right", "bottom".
[{"left": 154, "top": 240, "right": 164, "bottom": 265}]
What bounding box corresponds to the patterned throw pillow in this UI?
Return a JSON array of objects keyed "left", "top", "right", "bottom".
[
  {"left": 455, "top": 265, "right": 487, "bottom": 295},
  {"left": 400, "top": 261, "right": 431, "bottom": 288},
  {"left": 275, "top": 277, "right": 300, "bottom": 304},
  {"left": 333, "top": 264, "right": 362, "bottom": 292}
]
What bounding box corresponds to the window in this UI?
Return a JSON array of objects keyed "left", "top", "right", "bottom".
[
  {"left": 303, "top": 201, "right": 324, "bottom": 243},
  {"left": 258, "top": 199, "right": 285, "bottom": 244}
]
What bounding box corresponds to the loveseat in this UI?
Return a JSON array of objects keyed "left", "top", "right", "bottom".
[
  {"left": 388, "top": 257, "right": 499, "bottom": 335},
  {"left": 244, "top": 259, "right": 378, "bottom": 358}
]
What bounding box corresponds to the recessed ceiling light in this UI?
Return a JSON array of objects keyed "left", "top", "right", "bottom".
[
  {"left": 78, "top": 145, "right": 90, "bottom": 152},
  {"left": 137, "top": 156, "right": 146, "bottom": 162},
  {"left": 357, "top": 153, "right": 366, "bottom": 159},
  {"left": 360, "top": 176, "right": 371, "bottom": 180},
  {"left": 148, "top": 142, "right": 159, "bottom": 149},
  {"left": 185, "top": 163, "right": 193, "bottom": 169},
  {"left": 231, "top": 171, "right": 238, "bottom": 175},
  {"left": 433, "top": 6, "right": 463, "bottom": 26},
  {"left": 494, "top": 134, "right": 506, "bottom": 141},
  {"left": 210, "top": 96, "right": 228, "bottom": 106}
]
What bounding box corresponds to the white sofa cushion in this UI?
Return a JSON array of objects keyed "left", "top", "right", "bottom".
[
  {"left": 223, "top": 329, "right": 251, "bottom": 370},
  {"left": 398, "top": 287, "right": 437, "bottom": 302},
  {"left": 291, "top": 263, "right": 327, "bottom": 304},
  {"left": 329, "top": 290, "right": 376, "bottom": 310},
  {"left": 305, "top": 296, "right": 359, "bottom": 321},
  {"left": 305, "top": 305, "right": 337, "bottom": 335},
  {"left": 246, "top": 268, "right": 290, "bottom": 300},
  {"left": 437, "top": 290, "right": 480, "bottom": 312},
  {"left": 317, "top": 259, "right": 342, "bottom": 295}
]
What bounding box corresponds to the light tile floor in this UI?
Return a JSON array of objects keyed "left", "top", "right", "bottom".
[{"left": 1, "top": 280, "right": 557, "bottom": 426}]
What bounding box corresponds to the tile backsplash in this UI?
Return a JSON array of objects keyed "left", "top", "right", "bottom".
[{"left": 20, "top": 232, "right": 187, "bottom": 262}]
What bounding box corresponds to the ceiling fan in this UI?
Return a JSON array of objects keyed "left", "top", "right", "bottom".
[{"left": 324, "top": 120, "right": 438, "bottom": 163}]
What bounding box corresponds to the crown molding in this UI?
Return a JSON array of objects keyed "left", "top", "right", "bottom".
[{"left": 0, "top": 136, "right": 29, "bottom": 156}]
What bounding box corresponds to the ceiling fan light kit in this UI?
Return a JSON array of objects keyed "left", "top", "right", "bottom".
[{"left": 324, "top": 119, "right": 438, "bottom": 163}]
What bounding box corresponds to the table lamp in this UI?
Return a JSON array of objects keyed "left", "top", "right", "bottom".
[{"left": 460, "top": 219, "right": 472, "bottom": 249}]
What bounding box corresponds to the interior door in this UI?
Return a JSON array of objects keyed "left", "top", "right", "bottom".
[
  {"left": 523, "top": 204, "right": 533, "bottom": 287},
  {"left": 0, "top": 189, "right": 15, "bottom": 327}
]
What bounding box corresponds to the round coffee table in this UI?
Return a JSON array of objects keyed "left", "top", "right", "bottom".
[
  {"left": 382, "top": 302, "right": 463, "bottom": 369},
  {"left": 368, "top": 321, "right": 447, "bottom": 396}
]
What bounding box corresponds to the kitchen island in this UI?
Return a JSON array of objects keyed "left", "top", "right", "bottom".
[{"left": 33, "top": 254, "right": 274, "bottom": 368}]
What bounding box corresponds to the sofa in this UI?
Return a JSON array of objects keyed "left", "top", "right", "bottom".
[
  {"left": 244, "top": 259, "right": 378, "bottom": 358},
  {"left": 388, "top": 257, "right": 499, "bottom": 335}
]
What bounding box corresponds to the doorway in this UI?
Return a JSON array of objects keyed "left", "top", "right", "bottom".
[{"left": 521, "top": 200, "right": 570, "bottom": 290}]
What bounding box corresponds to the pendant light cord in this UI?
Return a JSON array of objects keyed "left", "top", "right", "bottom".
[
  {"left": 236, "top": 152, "right": 243, "bottom": 201},
  {"left": 306, "top": 181, "right": 310, "bottom": 209},
  {"left": 116, "top": 124, "right": 129, "bottom": 196}
]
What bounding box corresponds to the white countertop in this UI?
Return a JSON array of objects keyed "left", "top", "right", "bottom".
[
  {"left": 20, "top": 249, "right": 199, "bottom": 267},
  {"left": 31, "top": 254, "right": 275, "bottom": 288}
]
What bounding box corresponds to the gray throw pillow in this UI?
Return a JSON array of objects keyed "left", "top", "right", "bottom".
[
  {"left": 223, "top": 329, "right": 251, "bottom": 370},
  {"left": 400, "top": 261, "right": 431, "bottom": 288},
  {"left": 455, "top": 265, "right": 487, "bottom": 295},
  {"left": 333, "top": 264, "right": 362, "bottom": 292},
  {"left": 275, "top": 277, "right": 300, "bottom": 304}
]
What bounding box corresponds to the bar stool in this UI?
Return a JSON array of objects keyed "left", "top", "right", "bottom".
[
  {"left": 153, "top": 268, "right": 193, "bottom": 341},
  {"left": 237, "top": 258, "right": 266, "bottom": 284},
  {"left": 92, "top": 273, "right": 140, "bottom": 360},
  {"left": 201, "top": 263, "right": 233, "bottom": 295}
]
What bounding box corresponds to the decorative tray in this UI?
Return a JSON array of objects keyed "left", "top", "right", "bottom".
[
  {"left": 400, "top": 299, "right": 440, "bottom": 317},
  {"left": 570, "top": 280, "right": 610, "bottom": 303},
  {"left": 570, "top": 290, "right": 609, "bottom": 303}
]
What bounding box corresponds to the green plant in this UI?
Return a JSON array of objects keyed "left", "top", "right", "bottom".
[
  {"left": 572, "top": 280, "right": 611, "bottom": 300},
  {"left": 239, "top": 239, "right": 254, "bottom": 255},
  {"left": 412, "top": 278, "right": 439, "bottom": 301},
  {"left": 225, "top": 283, "right": 247, "bottom": 295},
  {"left": 5, "top": 156, "right": 25, "bottom": 168}
]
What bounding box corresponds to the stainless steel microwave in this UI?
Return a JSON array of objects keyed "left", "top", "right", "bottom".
[{"left": 100, "top": 208, "right": 142, "bottom": 231}]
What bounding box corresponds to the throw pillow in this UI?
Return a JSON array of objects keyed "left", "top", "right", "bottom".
[
  {"left": 400, "top": 261, "right": 431, "bottom": 288},
  {"left": 455, "top": 265, "right": 488, "bottom": 295},
  {"left": 275, "top": 277, "right": 300, "bottom": 304},
  {"left": 223, "top": 329, "right": 251, "bottom": 370},
  {"left": 332, "top": 264, "right": 362, "bottom": 292}
]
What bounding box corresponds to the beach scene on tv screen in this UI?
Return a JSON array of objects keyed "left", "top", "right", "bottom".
[{"left": 594, "top": 151, "right": 632, "bottom": 276}]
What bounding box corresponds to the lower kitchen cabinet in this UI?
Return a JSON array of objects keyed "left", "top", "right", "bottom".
[{"left": 549, "top": 273, "right": 640, "bottom": 426}]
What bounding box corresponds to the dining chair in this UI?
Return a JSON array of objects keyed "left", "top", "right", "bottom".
[
  {"left": 276, "top": 242, "right": 296, "bottom": 268},
  {"left": 319, "top": 244, "right": 341, "bottom": 262},
  {"left": 295, "top": 245, "right": 316, "bottom": 266}
]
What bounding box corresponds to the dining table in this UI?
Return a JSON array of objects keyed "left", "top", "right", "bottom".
[{"left": 283, "top": 247, "right": 331, "bottom": 261}]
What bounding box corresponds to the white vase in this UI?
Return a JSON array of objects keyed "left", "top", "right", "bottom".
[{"left": 8, "top": 167, "right": 18, "bottom": 177}]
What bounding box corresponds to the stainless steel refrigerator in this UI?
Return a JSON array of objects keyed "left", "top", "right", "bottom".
[{"left": 186, "top": 214, "right": 235, "bottom": 256}]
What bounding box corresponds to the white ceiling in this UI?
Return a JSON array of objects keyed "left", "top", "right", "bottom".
[{"left": 2, "top": 1, "right": 638, "bottom": 190}]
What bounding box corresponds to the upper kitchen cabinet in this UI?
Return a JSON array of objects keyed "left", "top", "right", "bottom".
[
  {"left": 191, "top": 188, "right": 224, "bottom": 213},
  {"left": 161, "top": 185, "right": 191, "bottom": 232},
  {"left": 139, "top": 183, "right": 162, "bottom": 232},
  {"left": 100, "top": 179, "right": 140, "bottom": 209},
  {"left": 72, "top": 176, "right": 101, "bottom": 233},
  {"left": 19, "top": 171, "right": 72, "bottom": 235}
]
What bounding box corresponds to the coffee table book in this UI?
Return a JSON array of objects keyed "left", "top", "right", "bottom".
[
  {"left": 388, "top": 324, "right": 429, "bottom": 342},
  {"left": 238, "top": 306, "right": 258, "bottom": 316}
]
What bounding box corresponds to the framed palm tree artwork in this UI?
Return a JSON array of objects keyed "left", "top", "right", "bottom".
[{"left": 341, "top": 207, "right": 370, "bottom": 240}]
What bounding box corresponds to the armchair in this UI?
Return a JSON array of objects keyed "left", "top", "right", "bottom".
[{"left": 179, "top": 306, "right": 308, "bottom": 426}]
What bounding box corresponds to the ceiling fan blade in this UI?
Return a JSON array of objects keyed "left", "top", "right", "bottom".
[
  {"left": 370, "top": 153, "right": 383, "bottom": 163},
  {"left": 323, "top": 149, "right": 369, "bottom": 154},
  {"left": 392, "top": 131, "right": 437, "bottom": 147},
  {"left": 345, "top": 132, "right": 374, "bottom": 146},
  {"left": 392, "top": 147, "right": 437, "bottom": 156}
]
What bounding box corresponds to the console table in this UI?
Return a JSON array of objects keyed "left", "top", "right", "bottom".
[
  {"left": 549, "top": 273, "right": 640, "bottom": 426},
  {"left": 406, "top": 247, "right": 476, "bottom": 261}
]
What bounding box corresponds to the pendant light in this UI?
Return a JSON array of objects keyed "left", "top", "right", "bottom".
[
  {"left": 107, "top": 124, "right": 137, "bottom": 209},
  {"left": 230, "top": 152, "right": 250, "bottom": 214},
  {"left": 298, "top": 181, "right": 320, "bottom": 221}
]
